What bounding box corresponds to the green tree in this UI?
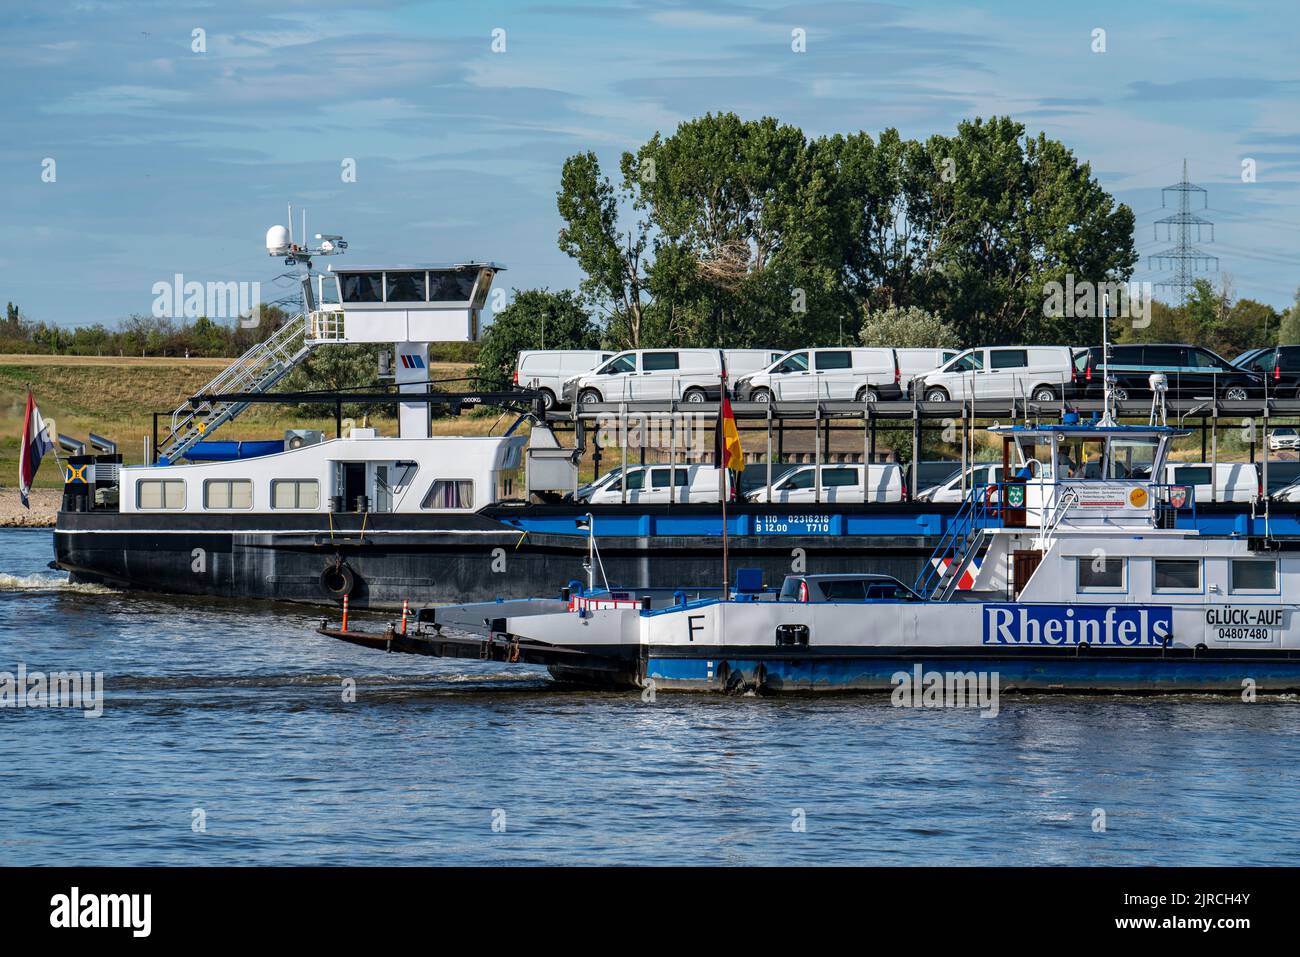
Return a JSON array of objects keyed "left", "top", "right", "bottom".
[
  {"left": 472, "top": 288, "right": 600, "bottom": 390},
  {"left": 859, "top": 305, "right": 961, "bottom": 349},
  {"left": 1278, "top": 288, "right": 1300, "bottom": 346}
]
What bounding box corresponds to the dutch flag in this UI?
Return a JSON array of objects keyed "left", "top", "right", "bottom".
[{"left": 18, "top": 389, "right": 53, "bottom": 509}]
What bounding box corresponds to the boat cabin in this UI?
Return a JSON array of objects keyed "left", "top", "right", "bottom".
[
  {"left": 988, "top": 418, "right": 1190, "bottom": 529},
  {"left": 101, "top": 432, "right": 526, "bottom": 516}
]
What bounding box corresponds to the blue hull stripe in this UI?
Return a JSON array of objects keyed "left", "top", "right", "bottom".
[{"left": 647, "top": 656, "right": 1300, "bottom": 690}]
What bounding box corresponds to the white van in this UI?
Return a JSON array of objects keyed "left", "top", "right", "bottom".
[
  {"left": 564, "top": 349, "right": 724, "bottom": 405},
  {"left": 746, "top": 463, "right": 905, "bottom": 503},
  {"left": 1164, "top": 462, "right": 1259, "bottom": 504},
  {"left": 912, "top": 346, "right": 1075, "bottom": 403},
  {"left": 896, "top": 348, "right": 960, "bottom": 396},
  {"left": 735, "top": 348, "right": 898, "bottom": 403},
  {"left": 915, "top": 463, "right": 1005, "bottom": 503},
  {"left": 724, "top": 349, "right": 786, "bottom": 379},
  {"left": 515, "top": 350, "right": 612, "bottom": 409},
  {"left": 585, "top": 463, "right": 732, "bottom": 504}
]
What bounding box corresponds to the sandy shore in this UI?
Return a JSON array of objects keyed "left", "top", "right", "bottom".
[{"left": 0, "top": 487, "right": 59, "bottom": 527}]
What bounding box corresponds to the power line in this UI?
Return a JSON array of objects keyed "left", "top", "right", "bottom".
[{"left": 1148, "top": 159, "right": 1219, "bottom": 303}]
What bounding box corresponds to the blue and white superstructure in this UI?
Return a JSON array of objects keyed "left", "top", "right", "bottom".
[{"left": 323, "top": 415, "right": 1300, "bottom": 693}]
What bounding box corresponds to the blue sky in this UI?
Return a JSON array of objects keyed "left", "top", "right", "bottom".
[{"left": 4, "top": 0, "right": 1299, "bottom": 327}]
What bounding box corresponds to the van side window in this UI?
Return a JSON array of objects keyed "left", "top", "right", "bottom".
[
  {"left": 815, "top": 351, "right": 852, "bottom": 370},
  {"left": 1188, "top": 349, "right": 1222, "bottom": 369},
  {"left": 823, "top": 467, "right": 858, "bottom": 487},
  {"left": 819, "top": 579, "right": 867, "bottom": 600},
  {"left": 777, "top": 352, "right": 809, "bottom": 374},
  {"left": 779, "top": 470, "right": 814, "bottom": 490},
  {"left": 951, "top": 351, "right": 983, "bottom": 372},
  {"left": 1145, "top": 346, "right": 1183, "bottom": 367},
  {"left": 650, "top": 468, "right": 688, "bottom": 487},
  {"left": 642, "top": 352, "right": 679, "bottom": 371},
  {"left": 601, "top": 354, "right": 636, "bottom": 374},
  {"left": 990, "top": 349, "right": 1028, "bottom": 370}
]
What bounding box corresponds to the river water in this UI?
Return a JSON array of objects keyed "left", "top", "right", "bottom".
[{"left": 1, "top": 527, "right": 1297, "bottom": 865}]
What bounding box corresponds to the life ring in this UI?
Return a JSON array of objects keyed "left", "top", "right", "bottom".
[{"left": 321, "top": 562, "right": 355, "bottom": 597}]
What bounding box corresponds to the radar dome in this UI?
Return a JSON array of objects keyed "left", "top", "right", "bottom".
[{"left": 265, "top": 225, "right": 291, "bottom": 255}]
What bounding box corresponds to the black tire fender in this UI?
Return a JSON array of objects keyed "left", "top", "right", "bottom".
[{"left": 321, "top": 562, "right": 355, "bottom": 597}]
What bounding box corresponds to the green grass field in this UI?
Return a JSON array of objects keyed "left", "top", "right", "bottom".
[{"left": 0, "top": 354, "right": 480, "bottom": 488}]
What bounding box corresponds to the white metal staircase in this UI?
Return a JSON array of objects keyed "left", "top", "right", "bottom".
[{"left": 158, "top": 314, "right": 315, "bottom": 462}]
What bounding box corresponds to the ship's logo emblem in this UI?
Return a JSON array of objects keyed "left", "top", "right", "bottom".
[
  {"left": 1006, "top": 484, "right": 1025, "bottom": 507},
  {"left": 64, "top": 463, "right": 88, "bottom": 484},
  {"left": 1169, "top": 486, "right": 1188, "bottom": 509},
  {"left": 1128, "top": 486, "right": 1149, "bottom": 508},
  {"left": 399, "top": 354, "right": 426, "bottom": 369}
]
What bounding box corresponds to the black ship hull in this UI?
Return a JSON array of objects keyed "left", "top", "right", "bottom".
[{"left": 53, "top": 507, "right": 935, "bottom": 610}]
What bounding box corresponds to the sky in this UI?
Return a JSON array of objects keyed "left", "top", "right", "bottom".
[{"left": 3, "top": 0, "right": 1299, "bottom": 327}]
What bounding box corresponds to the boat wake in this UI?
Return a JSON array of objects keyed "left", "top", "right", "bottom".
[{"left": 0, "top": 572, "right": 117, "bottom": 595}]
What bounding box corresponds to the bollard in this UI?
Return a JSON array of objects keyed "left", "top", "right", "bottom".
[
  {"left": 400, "top": 599, "right": 409, "bottom": 635},
  {"left": 341, "top": 594, "right": 349, "bottom": 633}
]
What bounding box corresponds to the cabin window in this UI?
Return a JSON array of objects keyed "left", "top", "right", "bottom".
[
  {"left": 1077, "top": 557, "right": 1125, "bottom": 591},
  {"left": 340, "top": 273, "right": 383, "bottom": 303},
  {"left": 1230, "top": 559, "right": 1277, "bottom": 593},
  {"left": 137, "top": 479, "right": 185, "bottom": 510},
  {"left": 271, "top": 479, "right": 319, "bottom": 509},
  {"left": 423, "top": 479, "right": 474, "bottom": 509},
  {"left": 204, "top": 479, "right": 252, "bottom": 510},
  {"left": 1154, "top": 558, "right": 1200, "bottom": 592},
  {"left": 1107, "top": 437, "right": 1160, "bottom": 480},
  {"left": 385, "top": 271, "right": 427, "bottom": 302},
  {"left": 428, "top": 271, "right": 478, "bottom": 302}
]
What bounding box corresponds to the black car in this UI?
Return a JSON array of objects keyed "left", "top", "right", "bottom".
[
  {"left": 1233, "top": 346, "right": 1300, "bottom": 399},
  {"left": 1072, "top": 344, "right": 1263, "bottom": 401}
]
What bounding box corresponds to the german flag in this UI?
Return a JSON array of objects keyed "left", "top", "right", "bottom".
[{"left": 715, "top": 393, "right": 744, "bottom": 471}]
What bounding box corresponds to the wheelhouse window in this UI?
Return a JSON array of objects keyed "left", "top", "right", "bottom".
[
  {"left": 1077, "top": 557, "right": 1125, "bottom": 591},
  {"left": 271, "top": 479, "right": 319, "bottom": 509},
  {"left": 137, "top": 479, "right": 185, "bottom": 510},
  {"left": 385, "top": 271, "right": 427, "bottom": 302},
  {"left": 1107, "top": 437, "right": 1160, "bottom": 480},
  {"left": 428, "top": 271, "right": 478, "bottom": 302},
  {"left": 340, "top": 273, "right": 383, "bottom": 303},
  {"left": 1230, "top": 559, "right": 1277, "bottom": 593},
  {"left": 204, "top": 479, "right": 252, "bottom": 510},
  {"left": 422, "top": 479, "right": 474, "bottom": 509},
  {"left": 1154, "top": 558, "right": 1200, "bottom": 592}
]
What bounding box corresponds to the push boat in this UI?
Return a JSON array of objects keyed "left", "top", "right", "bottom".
[{"left": 321, "top": 418, "right": 1300, "bottom": 693}]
